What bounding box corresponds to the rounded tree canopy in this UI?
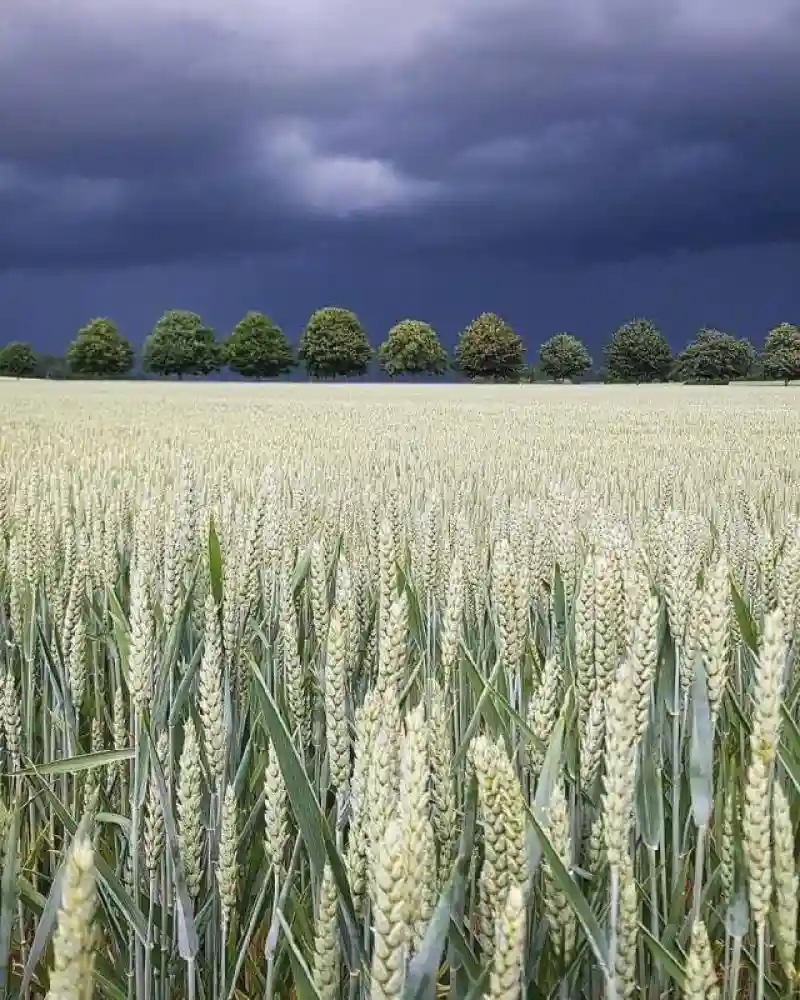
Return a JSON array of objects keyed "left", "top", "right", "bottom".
[
  {"left": 604, "top": 317, "right": 672, "bottom": 382},
  {"left": 377, "top": 319, "right": 448, "bottom": 377},
  {"left": 67, "top": 318, "right": 134, "bottom": 377},
  {"left": 676, "top": 327, "right": 754, "bottom": 383},
  {"left": 762, "top": 322, "right": 800, "bottom": 384},
  {"left": 224, "top": 311, "right": 294, "bottom": 378},
  {"left": 142, "top": 310, "right": 219, "bottom": 378},
  {"left": 0, "top": 340, "right": 38, "bottom": 378},
  {"left": 538, "top": 332, "right": 592, "bottom": 382},
  {"left": 454, "top": 312, "right": 525, "bottom": 381},
  {"left": 299, "top": 306, "right": 371, "bottom": 378}
]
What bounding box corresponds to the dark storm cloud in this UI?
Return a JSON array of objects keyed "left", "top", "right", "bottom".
[{"left": 2, "top": 0, "right": 800, "bottom": 271}]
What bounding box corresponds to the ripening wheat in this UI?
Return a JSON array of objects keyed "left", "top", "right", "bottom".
[{"left": 0, "top": 378, "right": 798, "bottom": 1000}]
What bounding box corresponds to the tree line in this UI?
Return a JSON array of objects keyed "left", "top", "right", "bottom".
[{"left": 1, "top": 308, "right": 799, "bottom": 384}]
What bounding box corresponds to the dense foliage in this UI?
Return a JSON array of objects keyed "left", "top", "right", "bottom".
[
  {"left": 676, "top": 326, "right": 754, "bottom": 382},
  {"left": 762, "top": 322, "right": 800, "bottom": 385},
  {"left": 142, "top": 310, "right": 219, "bottom": 378},
  {"left": 3, "top": 312, "right": 799, "bottom": 383},
  {"left": 377, "top": 319, "right": 448, "bottom": 376},
  {"left": 454, "top": 312, "right": 525, "bottom": 380},
  {"left": 299, "top": 307, "right": 372, "bottom": 378},
  {"left": 0, "top": 340, "right": 37, "bottom": 377},
  {"left": 538, "top": 332, "right": 592, "bottom": 381},
  {"left": 604, "top": 317, "right": 673, "bottom": 382},
  {"left": 223, "top": 312, "right": 294, "bottom": 378},
  {"left": 67, "top": 318, "right": 135, "bottom": 377}
]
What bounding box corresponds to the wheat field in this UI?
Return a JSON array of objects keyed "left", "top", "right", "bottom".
[{"left": 1, "top": 379, "right": 799, "bottom": 1000}]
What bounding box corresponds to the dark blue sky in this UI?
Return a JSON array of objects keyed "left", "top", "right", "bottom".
[{"left": 2, "top": 0, "right": 799, "bottom": 358}]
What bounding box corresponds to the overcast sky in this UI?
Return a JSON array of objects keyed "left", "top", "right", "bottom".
[{"left": 2, "top": 0, "right": 799, "bottom": 358}]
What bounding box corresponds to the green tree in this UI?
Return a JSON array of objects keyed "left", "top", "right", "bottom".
[
  {"left": 0, "top": 341, "right": 38, "bottom": 378},
  {"left": 604, "top": 317, "right": 672, "bottom": 382},
  {"left": 299, "top": 307, "right": 371, "bottom": 378},
  {"left": 762, "top": 322, "right": 800, "bottom": 385},
  {"left": 142, "top": 310, "right": 219, "bottom": 378},
  {"left": 377, "top": 319, "right": 447, "bottom": 377},
  {"left": 538, "top": 332, "right": 592, "bottom": 382},
  {"left": 676, "top": 327, "right": 754, "bottom": 383},
  {"left": 223, "top": 312, "right": 294, "bottom": 378},
  {"left": 67, "top": 318, "right": 134, "bottom": 377},
  {"left": 454, "top": 312, "right": 525, "bottom": 381}
]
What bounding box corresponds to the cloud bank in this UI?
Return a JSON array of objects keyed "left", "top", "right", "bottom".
[{"left": 2, "top": 0, "right": 800, "bottom": 270}]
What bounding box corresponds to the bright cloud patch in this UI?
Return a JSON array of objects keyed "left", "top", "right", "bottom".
[{"left": 259, "top": 123, "right": 439, "bottom": 216}]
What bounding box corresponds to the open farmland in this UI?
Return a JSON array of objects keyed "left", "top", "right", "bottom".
[{"left": 1, "top": 379, "right": 800, "bottom": 1000}]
